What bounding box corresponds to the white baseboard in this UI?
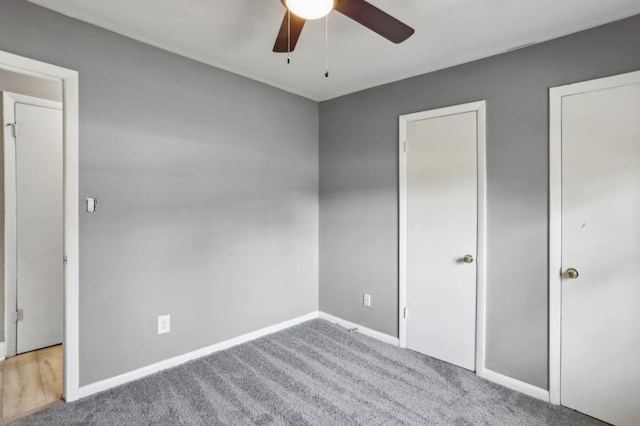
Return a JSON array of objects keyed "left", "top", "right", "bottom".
[
  {"left": 77, "top": 310, "right": 547, "bottom": 406},
  {"left": 78, "top": 311, "right": 320, "bottom": 399},
  {"left": 318, "top": 312, "right": 400, "bottom": 346},
  {"left": 482, "top": 368, "right": 550, "bottom": 402},
  {"left": 0, "top": 341, "right": 5, "bottom": 361},
  {"left": 317, "top": 314, "right": 548, "bottom": 403}
]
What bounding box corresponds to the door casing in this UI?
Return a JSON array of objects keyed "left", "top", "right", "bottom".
[
  {"left": 398, "top": 100, "right": 487, "bottom": 377},
  {"left": 548, "top": 69, "right": 640, "bottom": 405},
  {"left": 0, "top": 50, "right": 79, "bottom": 402}
]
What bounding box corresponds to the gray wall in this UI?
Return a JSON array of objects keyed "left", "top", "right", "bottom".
[
  {"left": 0, "top": 0, "right": 318, "bottom": 385},
  {"left": 0, "top": 69, "right": 62, "bottom": 342},
  {"left": 319, "top": 15, "right": 640, "bottom": 389},
  {"left": 2, "top": 0, "right": 638, "bottom": 393}
]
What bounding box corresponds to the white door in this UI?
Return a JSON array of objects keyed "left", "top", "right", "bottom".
[
  {"left": 404, "top": 108, "right": 480, "bottom": 370},
  {"left": 4, "top": 94, "right": 63, "bottom": 354},
  {"left": 560, "top": 78, "right": 640, "bottom": 426}
]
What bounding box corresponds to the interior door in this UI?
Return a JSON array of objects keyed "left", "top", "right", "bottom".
[
  {"left": 13, "top": 100, "right": 64, "bottom": 354},
  {"left": 405, "top": 110, "right": 478, "bottom": 370},
  {"left": 561, "top": 80, "right": 640, "bottom": 425}
]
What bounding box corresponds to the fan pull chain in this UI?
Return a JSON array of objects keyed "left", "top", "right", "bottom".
[
  {"left": 324, "top": 14, "right": 329, "bottom": 77},
  {"left": 287, "top": 9, "right": 291, "bottom": 64}
]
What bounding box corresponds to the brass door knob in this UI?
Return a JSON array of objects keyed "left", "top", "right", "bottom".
[
  {"left": 463, "top": 254, "right": 474, "bottom": 264},
  {"left": 565, "top": 268, "right": 579, "bottom": 279}
]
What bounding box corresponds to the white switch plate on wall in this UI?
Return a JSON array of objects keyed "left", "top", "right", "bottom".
[
  {"left": 158, "top": 315, "right": 170, "bottom": 334},
  {"left": 86, "top": 197, "right": 97, "bottom": 213},
  {"left": 363, "top": 294, "right": 371, "bottom": 307}
]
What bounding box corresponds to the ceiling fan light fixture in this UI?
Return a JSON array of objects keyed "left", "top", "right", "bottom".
[{"left": 286, "top": 0, "right": 333, "bottom": 20}]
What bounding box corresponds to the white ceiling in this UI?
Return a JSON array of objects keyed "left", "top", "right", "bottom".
[{"left": 28, "top": 0, "right": 640, "bottom": 101}]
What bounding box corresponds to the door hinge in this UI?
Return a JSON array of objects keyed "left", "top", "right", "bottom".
[
  {"left": 403, "top": 141, "right": 407, "bottom": 152},
  {"left": 9, "top": 123, "right": 18, "bottom": 138},
  {"left": 403, "top": 307, "right": 409, "bottom": 319},
  {"left": 14, "top": 309, "right": 23, "bottom": 322},
  {"left": 64, "top": 255, "right": 68, "bottom": 265}
]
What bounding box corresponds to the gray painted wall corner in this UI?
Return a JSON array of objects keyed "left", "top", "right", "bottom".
[
  {"left": 319, "top": 14, "right": 640, "bottom": 389},
  {"left": 0, "top": 0, "right": 319, "bottom": 385}
]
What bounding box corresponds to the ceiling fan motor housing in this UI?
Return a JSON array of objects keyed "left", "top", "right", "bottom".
[{"left": 274, "top": 0, "right": 414, "bottom": 53}]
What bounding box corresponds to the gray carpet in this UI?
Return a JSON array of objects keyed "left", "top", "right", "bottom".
[{"left": 10, "top": 319, "right": 604, "bottom": 425}]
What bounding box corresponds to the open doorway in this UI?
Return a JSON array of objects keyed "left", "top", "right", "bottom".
[
  {"left": 1, "top": 71, "right": 63, "bottom": 421},
  {"left": 0, "top": 51, "right": 79, "bottom": 420}
]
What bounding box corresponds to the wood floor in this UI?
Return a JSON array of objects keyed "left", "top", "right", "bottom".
[{"left": 0, "top": 345, "right": 62, "bottom": 422}]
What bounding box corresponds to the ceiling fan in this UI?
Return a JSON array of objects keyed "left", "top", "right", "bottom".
[{"left": 273, "top": 0, "right": 415, "bottom": 53}]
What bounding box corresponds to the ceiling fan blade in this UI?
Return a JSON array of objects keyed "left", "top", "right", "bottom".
[
  {"left": 273, "top": 12, "right": 306, "bottom": 52},
  {"left": 334, "top": 0, "right": 414, "bottom": 44}
]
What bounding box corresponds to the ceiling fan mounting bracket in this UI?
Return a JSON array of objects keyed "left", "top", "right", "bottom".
[{"left": 279, "top": 0, "right": 340, "bottom": 8}]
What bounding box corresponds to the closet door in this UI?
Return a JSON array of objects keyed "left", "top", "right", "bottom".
[{"left": 560, "top": 76, "right": 640, "bottom": 426}]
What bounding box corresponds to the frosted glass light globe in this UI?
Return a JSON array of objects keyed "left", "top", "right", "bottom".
[{"left": 286, "top": 0, "right": 333, "bottom": 20}]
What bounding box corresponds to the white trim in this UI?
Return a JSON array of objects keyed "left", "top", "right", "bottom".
[
  {"left": 475, "top": 104, "right": 487, "bottom": 379},
  {"left": 0, "top": 50, "right": 80, "bottom": 402},
  {"left": 78, "top": 312, "right": 320, "bottom": 399},
  {"left": 65, "top": 305, "right": 553, "bottom": 405},
  {"left": 549, "top": 83, "right": 563, "bottom": 406},
  {"left": 398, "top": 110, "right": 408, "bottom": 348},
  {"left": 3, "top": 93, "right": 62, "bottom": 111},
  {"left": 80, "top": 311, "right": 402, "bottom": 399},
  {"left": 318, "top": 312, "right": 400, "bottom": 346},
  {"left": 0, "top": 342, "right": 6, "bottom": 361},
  {"left": 483, "top": 368, "right": 550, "bottom": 402},
  {"left": 548, "top": 70, "right": 640, "bottom": 406},
  {"left": 398, "top": 101, "right": 487, "bottom": 378},
  {"left": 3, "top": 92, "right": 63, "bottom": 358},
  {"left": 2, "top": 93, "right": 17, "bottom": 358}
]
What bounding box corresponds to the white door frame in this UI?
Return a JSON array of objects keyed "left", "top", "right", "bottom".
[
  {"left": 3, "top": 92, "right": 63, "bottom": 357},
  {"left": 548, "top": 69, "right": 640, "bottom": 405},
  {"left": 398, "top": 100, "right": 487, "bottom": 376},
  {"left": 0, "top": 50, "right": 79, "bottom": 402}
]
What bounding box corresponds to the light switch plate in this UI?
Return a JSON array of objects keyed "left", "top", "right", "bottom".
[
  {"left": 363, "top": 294, "right": 372, "bottom": 307},
  {"left": 86, "top": 197, "right": 97, "bottom": 213}
]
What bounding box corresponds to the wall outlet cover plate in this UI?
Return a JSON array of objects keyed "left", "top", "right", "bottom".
[{"left": 157, "top": 314, "right": 170, "bottom": 334}]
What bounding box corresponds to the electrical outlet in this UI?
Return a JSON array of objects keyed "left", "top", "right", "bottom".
[
  {"left": 363, "top": 294, "right": 372, "bottom": 308},
  {"left": 158, "top": 315, "right": 170, "bottom": 334}
]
